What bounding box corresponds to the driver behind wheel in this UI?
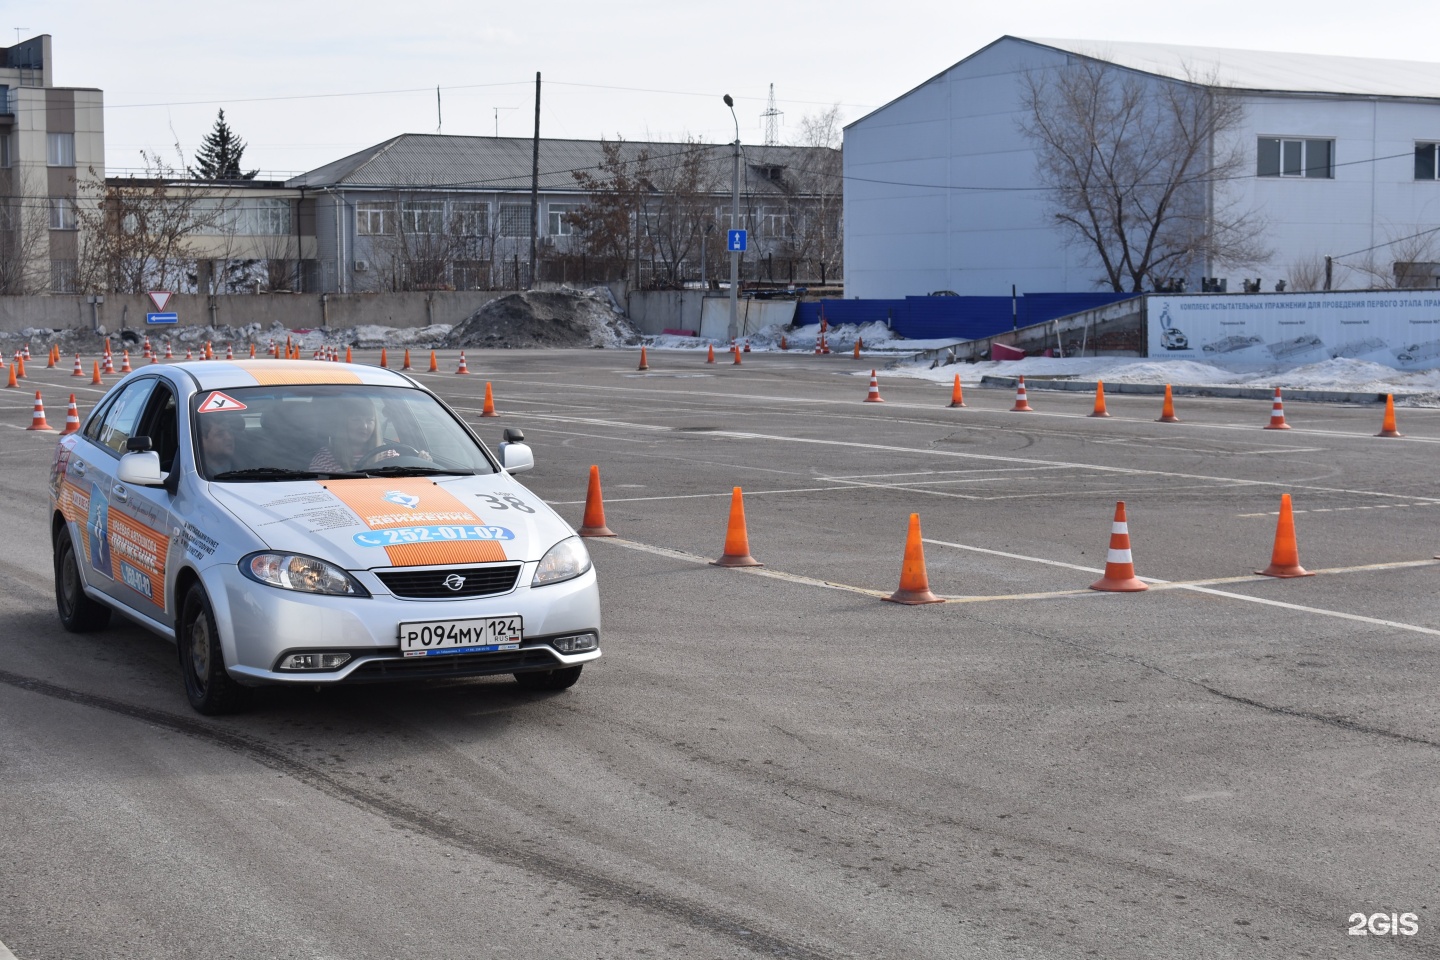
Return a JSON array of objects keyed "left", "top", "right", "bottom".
[{"left": 309, "top": 398, "right": 387, "bottom": 472}]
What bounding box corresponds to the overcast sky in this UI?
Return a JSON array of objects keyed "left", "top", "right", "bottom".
[{"left": 22, "top": 0, "right": 1440, "bottom": 177}]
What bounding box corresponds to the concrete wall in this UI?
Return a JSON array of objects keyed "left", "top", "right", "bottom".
[
  {"left": 0, "top": 291, "right": 509, "bottom": 334},
  {"left": 626, "top": 291, "right": 707, "bottom": 334}
]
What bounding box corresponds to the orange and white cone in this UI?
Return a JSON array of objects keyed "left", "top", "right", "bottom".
[
  {"left": 1376, "top": 394, "right": 1401, "bottom": 438},
  {"left": 1089, "top": 380, "right": 1110, "bottom": 417},
  {"left": 22, "top": 344, "right": 30, "bottom": 360},
  {"left": 61, "top": 394, "right": 81, "bottom": 435},
  {"left": 165, "top": 342, "right": 173, "bottom": 359},
  {"left": 27, "top": 391, "right": 53, "bottom": 431},
  {"left": 71, "top": 353, "right": 84, "bottom": 377},
  {"left": 456, "top": 351, "right": 470, "bottom": 374},
  {"left": 481, "top": 382, "right": 498, "bottom": 417},
  {"left": 1011, "top": 375, "right": 1034, "bottom": 412},
  {"left": 185, "top": 348, "right": 193, "bottom": 360},
  {"left": 706, "top": 344, "right": 715, "bottom": 364},
  {"left": 149, "top": 351, "right": 159, "bottom": 365},
  {"left": 1089, "top": 501, "right": 1148, "bottom": 592},
  {"left": 205, "top": 342, "right": 214, "bottom": 360},
  {"left": 863, "top": 369, "right": 884, "bottom": 402},
  {"left": 638, "top": 346, "right": 649, "bottom": 371},
  {"left": 743, "top": 339, "right": 751, "bottom": 353},
  {"left": 103, "top": 353, "right": 114, "bottom": 374},
  {"left": 120, "top": 350, "right": 132, "bottom": 373},
  {"left": 1264, "top": 387, "right": 1289, "bottom": 429},
  {"left": 1156, "top": 384, "right": 1180, "bottom": 423},
  {"left": 225, "top": 344, "right": 234, "bottom": 360},
  {"left": 576, "top": 465, "right": 616, "bottom": 537},
  {"left": 883, "top": 513, "right": 943, "bottom": 604},
  {"left": 142, "top": 339, "right": 151, "bottom": 358},
  {"left": 948, "top": 374, "right": 966, "bottom": 408},
  {"left": 1256, "top": 493, "right": 1314, "bottom": 578},
  {"left": 711, "top": 487, "right": 762, "bottom": 567}
]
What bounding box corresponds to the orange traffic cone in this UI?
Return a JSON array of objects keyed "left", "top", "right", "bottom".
[
  {"left": 948, "top": 374, "right": 966, "bottom": 408},
  {"left": 883, "top": 513, "right": 943, "bottom": 604},
  {"left": 1156, "top": 384, "right": 1180, "bottom": 423},
  {"left": 863, "top": 369, "right": 884, "bottom": 402},
  {"left": 743, "top": 339, "right": 751, "bottom": 353},
  {"left": 780, "top": 334, "right": 788, "bottom": 351},
  {"left": 225, "top": 343, "right": 234, "bottom": 360},
  {"left": 149, "top": 351, "right": 159, "bottom": 365},
  {"left": 345, "top": 345, "right": 353, "bottom": 364},
  {"left": 164, "top": 342, "right": 173, "bottom": 359},
  {"left": 1011, "top": 375, "right": 1034, "bottom": 412},
  {"left": 1089, "top": 501, "right": 1148, "bottom": 592},
  {"left": 205, "top": 342, "right": 214, "bottom": 360},
  {"left": 1376, "top": 394, "right": 1401, "bottom": 437},
  {"left": 15, "top": 356, "right": 24, "bottom": 379},
  {"left": 27, "top": 391, "right": 53, "bottom": 431},
  {"left": 402, "top": 349, "right": 412, "bottom": 371},
  {"left": 1264, "top": 387, "right": 1289, "bottom": 429},
  {"left": 429, "top": 350, "right": 438, "bottom": 372},
  {"left": 638, "top": 346, "right": 649, "bottom": 371},
  {"left": 185, "top": 348, "right": 193, "bottom": 361},
  {"left": 481, "top": 382, "right": 498, "bottom": 417},
  {"left": 1257, "top": 493, "right": 1314, "bottom": 578},
  {"left": 103, "top": 338, "right": 112, "bottom": 358},
  {"left": 61, "top": 394, "right": 80, "bottom": 435},
  {"left": 21, "top": 344, "right": 29, "bottom": 360},
  {"left": 46, "top": 346, "right": 56, "bottom": 368},
  {"left": 249, "top": 344, "right": 256, "bottom": 359},
  {"left": 4, "top": 364, "right": 15, "bottom": 389},
  {"left": 91, "top": 362, "right": 102, "bottom": 385},
  {"left": 711, "top": 487, "right": 763, "bottom": 567},
  {"left": 71, "top": 353, "right": 84, "bottom": 377},
  {"left": 103, "top": 353, "right": 114, "bottom": 374},
  {"left": 853, "top": 338, "right": 861, "bottom": 359},
  {"left": 120, "top": 350, "right": 132, "bottom": 373},
  {"left": 706, "top": 344, "right": 715, "bottom": 364},
  {"left": 1089, "top": 379, "right": 1110, "bottom": 417},
  {"left": 576, "top": 465, "right": 616, "bottom": 537},
  {"left": 456, "top": 351, "right": 470, "bottom": 374},
  {"left": 379, "top": 348, "right": 388, "bottom": 368}
]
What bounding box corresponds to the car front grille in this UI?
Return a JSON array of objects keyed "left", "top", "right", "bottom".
[
  {"left": 374, "top": 563, "right": 522, "bottom": 599},
  {"left": 345, "top": 648, "right": 558, "bottom": 683}
]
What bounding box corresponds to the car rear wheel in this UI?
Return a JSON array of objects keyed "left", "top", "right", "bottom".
[
  {"left": 54, "top": 528, "right": 111, "bottom": 633},
  {"left": 179, "top": 583, "right": 249, "bottom": 715},
  {"left": 513, "top": 665, "right": 583, "bottom": 691}
]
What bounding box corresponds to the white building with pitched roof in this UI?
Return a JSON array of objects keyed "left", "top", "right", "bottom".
[{"left": 843, "top": 36, "right": 1440, "bottom": 298}]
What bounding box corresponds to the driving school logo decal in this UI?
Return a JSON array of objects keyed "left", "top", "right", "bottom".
[{"left": 383, "top": 490, "right": 420, "bottom": 509}]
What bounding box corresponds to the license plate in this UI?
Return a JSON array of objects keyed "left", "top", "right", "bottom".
[{"left": 397, "top": 616, "right": 523, "bottom": 657}]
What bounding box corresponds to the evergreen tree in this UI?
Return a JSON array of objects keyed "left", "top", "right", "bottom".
[{"left": 191, "top": 109, "right": 258, "bottom": 180}]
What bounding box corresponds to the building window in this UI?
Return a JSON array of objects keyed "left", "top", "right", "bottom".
[
  {"left": 0, "top": 132, "right": 10, "bottom": 168},
  {"left": 51, "top": 259, "right": 78, "bottom": 293},
  {"left": 49, "top": 197, "right": 77, "bottom": 230},
  {"left": 1416, "top": 143, "right": 1440, "bottom": 181},
  {"left": 547, "top": 203, "right": 577, "bottom": 236},
  {"left": 1257, "top": 138, "right": 1333, "bottom": 178},
  {"left": 47, "top": 132, "right": 75, "bottom": 167},
  {"left": 452, "top": 260, "right": 489, "bottom": 290},
  {"left": 355, "top": 202, "right": 394, "bottom": 236},
  {"left": 400, "top": 200, "right": 445, "bottom": 234},
  {"left": 451, "top": 201, "right": 488, "bottom": 236},
  {"left": 497, "top": 202, "right": 531, "bottom": 238}
]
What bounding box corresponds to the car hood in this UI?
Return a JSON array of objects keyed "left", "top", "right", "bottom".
[{"left": 210, "top": 474, "right": 568, "bottom": 570}]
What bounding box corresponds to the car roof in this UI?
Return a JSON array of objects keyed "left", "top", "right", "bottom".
[{"left": 160, "top": 360, "right": 420, "bottom": 393}]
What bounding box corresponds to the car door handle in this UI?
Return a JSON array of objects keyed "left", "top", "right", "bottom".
[
  {"left": 111, "top": 483, "right": 129, "bottom": 504},
  {"left": 71, "top": 461, "right": 87, "bottom": 476}
]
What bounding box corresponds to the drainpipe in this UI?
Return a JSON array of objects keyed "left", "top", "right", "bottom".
[
  {"left": 425, "top": 290, "right": 434, "bottom": 327},
  {"left": 208, "top": 295, "right": 218, "bottom": 329},
  {"left": 321, "top": 292, "right": 329, "bottom": 330}
]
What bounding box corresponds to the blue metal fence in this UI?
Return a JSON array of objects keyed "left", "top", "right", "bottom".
[{"left": 793, "top": 293, "right": 1138, "bottom": 341}]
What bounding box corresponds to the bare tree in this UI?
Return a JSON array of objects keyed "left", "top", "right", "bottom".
[
  {"left": 1020, "top": 59, "right": 1268, "bottom": 292},
  {"left": 784, "top": 105, "right": 844, "bottom": 284},
  {"left": 635, "top": 137, "right": 724, "bottom": 285},
  {"left": 0, "top": 198, "right": 53, "bottom": 294},
  {"left": 1349, "top": 226, "right": 1440, "bottom": 289},
  {"left": 568, "top": 137, "right": 655, "bottom": 283},
  {"left": 1286, "top": 254, "right": 1329, "bottom": 292},
  {"left": 74, "top": 148, "right": 229, "bottom": 294}
]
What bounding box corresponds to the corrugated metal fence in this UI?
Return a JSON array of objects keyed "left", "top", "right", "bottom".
[{"left": 794, "top": 293, "right": 1138, "bottom": 341}]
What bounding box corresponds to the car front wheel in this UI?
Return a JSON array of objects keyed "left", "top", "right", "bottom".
[
  {"left": 179, "top": 583, "right": 249, "bottom": 715},
  {"left": 54, "top": 527, "right": 111, "bottom": 633},
  {"left": 513, "top": 665, "right": 583, "bottom": 692}
]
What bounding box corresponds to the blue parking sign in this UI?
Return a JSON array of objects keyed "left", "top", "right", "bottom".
[{"left": 727, "top": 229, "right": 747, "bottom": 252}]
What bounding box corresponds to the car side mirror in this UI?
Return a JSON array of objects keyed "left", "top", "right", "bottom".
[
  {"left": 496, "top": 441, "right": 533, "bottom": 474},
  {"left": 117, "top": 450, "right": 168, "bottom": 487}
]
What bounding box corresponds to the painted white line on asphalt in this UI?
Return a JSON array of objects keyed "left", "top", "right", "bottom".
[
  {"left": 550, "top": 485, "right": 846, "bottom": 505},
  {"left": 1239, "top": 502, "right": 1440, "bottom": 518},
  {"left": 1172, "top": 584, "right": 1440, "bottom": 637},
  {"left": 601, "top": 537, "right": 887, "bottom": 598},
  {"left": 0, "top": 935, "right": 19, "bottom": 959}
]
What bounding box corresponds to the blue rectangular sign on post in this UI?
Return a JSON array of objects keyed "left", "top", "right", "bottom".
[
  {"left": 727, "top": 229, "right": 747, "bottom": 252},
  {"left": 146, "top": 312, "right": 178, "bottom": 325}
]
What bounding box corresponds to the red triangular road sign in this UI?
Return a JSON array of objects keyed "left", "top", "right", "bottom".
[
  {"left": 198, "top": 391, "right": 247, "bottom": 413},
  {"left": 148, "top": 290, "right": 173, "bottom": 312}
]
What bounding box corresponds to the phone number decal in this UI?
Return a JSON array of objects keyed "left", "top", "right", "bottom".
[{"left": 353, "top": 525, "right": 515, "bottom": 547}]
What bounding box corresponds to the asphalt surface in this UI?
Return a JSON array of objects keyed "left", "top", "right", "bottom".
[{"left": 2, "top": 347, "right": 1438, "bottom": 959}]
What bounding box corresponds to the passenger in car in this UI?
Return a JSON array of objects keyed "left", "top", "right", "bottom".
[{"left": 200, "top": 416, "right": 240, "bottom": 476}]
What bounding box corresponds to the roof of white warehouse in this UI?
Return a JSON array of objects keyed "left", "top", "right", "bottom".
[{"left": 1023, "top": 37, "right": 1440, "bottom": 100}]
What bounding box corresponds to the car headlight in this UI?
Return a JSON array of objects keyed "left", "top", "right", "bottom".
[
  {"left": 241, "top": 552, "right": 369, "bottom": 596},
  {"left": 532, "top": 537, "right": 592, "bottom": 587}
]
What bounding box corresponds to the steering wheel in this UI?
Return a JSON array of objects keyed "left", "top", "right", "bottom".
[{"left": 355, "top": 442, "right": 421, "bottom": 468}]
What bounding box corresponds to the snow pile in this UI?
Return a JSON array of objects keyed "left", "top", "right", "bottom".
[
  {"left": 445, "top": 287, "right": 640, "bottom": 350},
  {"left": 348, "top": 324, "right": 452, "bottom": 349}
]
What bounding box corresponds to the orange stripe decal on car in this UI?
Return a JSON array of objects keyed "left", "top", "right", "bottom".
[{"left": 321, "top": 478, "right": 508, "bottom": 566}]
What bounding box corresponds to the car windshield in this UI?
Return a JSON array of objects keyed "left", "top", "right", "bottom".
[{"left": 192, "top": 384, "right": 498, "bottom": 481}]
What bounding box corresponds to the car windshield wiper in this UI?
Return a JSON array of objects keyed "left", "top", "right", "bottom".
[
  {"left": 211, "top": 467, "right": 367, "bottom": 481},
  {"left": 360, "top": 465, "right": 471, "bottom": 477}
]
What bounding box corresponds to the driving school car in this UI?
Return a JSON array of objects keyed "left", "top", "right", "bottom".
[{"left": 48, "top": 359, "right": 600, "bottom": 715}]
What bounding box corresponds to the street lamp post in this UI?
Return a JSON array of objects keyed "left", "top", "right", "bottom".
[{"left": 724, "top": 94, "right": 740, "bottom": 343}]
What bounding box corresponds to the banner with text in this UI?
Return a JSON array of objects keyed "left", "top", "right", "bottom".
[{"left": 1147, "top": 292, "right": 1440, "bottom": 369}]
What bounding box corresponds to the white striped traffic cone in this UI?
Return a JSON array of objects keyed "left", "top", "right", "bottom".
[
  {"left": 1011, "top": 375, "right": 1034, "bottom": 412},
  {"left": 165, "top": 341, "right": 173, "bottom": 359},
  {"left": 71, "top": 353, "right": 84, "bottom": 377},
  {"left": 863, "top": 369, "right": 884, "bottom": 402},
  {"left": 103, "top": 353, "right": 115, "bottom": 374},
  {"left": 1264, "top": 387, "right": 1289, "bottom": 429},
  {"left": 120, "top": 350, "right": 132, "bottom": 373},
  {"left": 226, "top": 344, "right": 234, "bottom": 360},
  {"left": 1089, "top": 501, "right": 1147, "bottom": 592},
  {"left": 27, "top": 391, "right": 54, "bottom": 432},
  {"left": 456, "top": 351, "right": 470, "bottom": 374},
  {"left": 61, "top": 394, "right": 80, "bottom": 435}
]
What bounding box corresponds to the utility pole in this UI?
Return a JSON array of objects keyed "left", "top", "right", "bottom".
[
  {"left": 761, "top": 84, "right": 783, "bottom": 147},
  {"left": 724, "top": 95, "right": 741, "bottom": 343},
  {"left": 528, "top": 72, "right": 540, "bottom": 291}
]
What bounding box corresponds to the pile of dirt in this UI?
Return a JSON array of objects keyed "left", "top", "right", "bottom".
[{"left": 444, "top": 287, "right": 640, "bottom": 350}]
